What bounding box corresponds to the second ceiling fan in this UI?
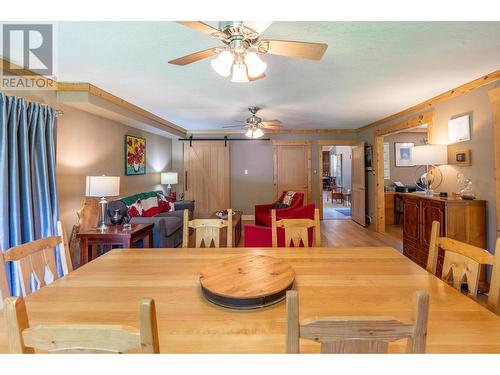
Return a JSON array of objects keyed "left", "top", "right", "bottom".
[
  {"left": 223, "top": 107, "right": 282, "bottom": 138},
  {"left": 169, "top": 21, "right": 328, "bottom": 82}
]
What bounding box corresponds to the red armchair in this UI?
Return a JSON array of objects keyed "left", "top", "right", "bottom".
[
  {"left": 254, "top": 191, "right": 304, "bottom": 227},
  {"left": 245, "top": 204, "right": 316, "bottom": 247}
]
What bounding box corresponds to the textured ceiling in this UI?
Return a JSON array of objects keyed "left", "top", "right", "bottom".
[{"left": 53, "top": 21, "right": 500, "bottom": 130}]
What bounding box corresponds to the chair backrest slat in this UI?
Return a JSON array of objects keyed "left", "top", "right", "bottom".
[
  {"left": 427, "top": 220, "right": 499, "bottom": 313},
  {"left": 286, "top": 290, "right": 429, "bottom": 354},
  {"left": 1, "top": 221, "right": 73, "bottom": 298},
  {"left": 4, "top": 296, "right": 160, "bottom": 354},
  {"left": 183, "top": 209, "right": 233, "bottom": 248},
  {"left": 271, "top": 208, "right": 321, "bottom": 248}
]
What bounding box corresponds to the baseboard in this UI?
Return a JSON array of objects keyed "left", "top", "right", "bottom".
[{"left": 242, "top": 214, "right": 255, "bottom": 221}]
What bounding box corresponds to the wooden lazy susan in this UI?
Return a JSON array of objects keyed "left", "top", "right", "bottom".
[{"left": 199, "top": 254, "right": 295, "bottom": 309}]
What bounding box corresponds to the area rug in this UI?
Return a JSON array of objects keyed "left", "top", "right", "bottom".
[{"left": 334, "top": 208, "right": 351, "bottom": 216}]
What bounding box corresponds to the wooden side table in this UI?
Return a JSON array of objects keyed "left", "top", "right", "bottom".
[{"left": 77, "top": 223, "right": 154, "bottom": 266}]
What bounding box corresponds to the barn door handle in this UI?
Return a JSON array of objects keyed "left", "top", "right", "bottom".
[{"left": 185, "top": 171, "right": 188, "bottom": 191}]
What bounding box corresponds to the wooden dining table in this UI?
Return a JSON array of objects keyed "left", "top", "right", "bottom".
[{"left": 1, "top": 246, "right": 500, "bottom": 353}]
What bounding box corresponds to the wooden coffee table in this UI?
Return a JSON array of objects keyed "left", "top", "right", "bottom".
[
  {"left": 210, "top": 211, "right": 242, "bottom": 247},
  {"left": 77, "top": 223, "right": 153, "bottom": 266}
]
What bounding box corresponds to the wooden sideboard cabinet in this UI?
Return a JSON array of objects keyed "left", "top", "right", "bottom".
[{"left": 402, "top": 194, "right": 487, "bottom": 286}]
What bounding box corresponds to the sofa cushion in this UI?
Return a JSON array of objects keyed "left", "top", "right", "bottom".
[
  {"left": 162, "top": 216, "right": 183, "bottom": 236},
  {"left": 255, "top": 211, "right": 272, "bottom": 227}
]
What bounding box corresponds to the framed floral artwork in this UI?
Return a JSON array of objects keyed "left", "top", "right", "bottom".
[{"left": 125, "top": 135, "right": 146, "bottom": 175}]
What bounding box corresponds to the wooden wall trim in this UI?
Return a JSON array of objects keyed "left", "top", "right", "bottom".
[
  {"left": 488, "top": 88, "right": 500, "bottom": 306},
  {"left": 57, "top": 82, "right": 186, "bottom": 137},
  {"left": 375, "top": 111, "right": 435, "bottom": 137},
  {"left": 317, "top": 139, "right": 358, "bottom": 146},
  {"left": 359, "top": 70, "right": 500, "bottom": 132}
]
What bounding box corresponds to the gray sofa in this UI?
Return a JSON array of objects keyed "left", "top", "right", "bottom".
[{"left": 107, "top": 193, "right": 194, "bottom": 248}]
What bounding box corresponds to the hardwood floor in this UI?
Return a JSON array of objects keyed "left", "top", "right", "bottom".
[{"left": 240, "top": 220, "right": 403, "bottom": 252}]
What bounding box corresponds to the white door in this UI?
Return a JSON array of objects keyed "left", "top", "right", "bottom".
[{"left": 351, "top": 142, "right": 366, "bottom": 226}]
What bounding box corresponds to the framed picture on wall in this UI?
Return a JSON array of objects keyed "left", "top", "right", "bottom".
[
  {"left": 365, "top": 145, "right": 373, "bottom": 171},
  {"left": 394, "top": 142, "right": 414, "bottom": 167},
  {"left": 125, "top": 135, "right": 146, "bottom": 175}
]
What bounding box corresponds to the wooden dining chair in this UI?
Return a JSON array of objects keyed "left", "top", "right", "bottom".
[
  {"left": 427, "top": 220, "right": 500, "bottom": 314},
  {"left": 4, "top": 296, "right": 160, "bottom": 353},
  {"left": 182, "top": 209, "right": 233, "bottom": 248},
  {"left": 271, "top": 208, "right": 321, "bottom": 247},
  {"left": 0, "top": 221, "right": 73, "bottom": 299},
  {"left": 286, "top": 290, "right": 429, "bottom": 353}
]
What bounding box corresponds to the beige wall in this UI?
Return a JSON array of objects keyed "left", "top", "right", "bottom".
[
  {"left": 2, "top": 90, "right": 173, "bottom": 238},
  {"left": 358, "top": 81, "right": 500, "bottom": 251},
  {"left": 56, "top": 106, "right": 172, "bottom": 237},
  {"left": 383, "top": 132, "right": 427, "bottom": 186}
]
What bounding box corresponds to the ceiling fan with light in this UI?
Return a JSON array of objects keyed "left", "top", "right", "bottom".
[
  {"left": 169, "top": 21, "right": 328, "bottom": 83},
  {"left": 223, "top": 107, "right": 282, "bottom": 138}
]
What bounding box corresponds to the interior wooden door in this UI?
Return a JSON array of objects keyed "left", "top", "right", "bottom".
[
  {"left": 351, "top": 142, "right": 366, "bottom": 226},
  {"left": 273, "top": 140, "right": 311, "bottom": 203},
  {"left": 183, "top": 141, "right": 230, "bottom": 217}
]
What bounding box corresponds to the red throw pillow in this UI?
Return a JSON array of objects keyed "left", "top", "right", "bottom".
[
  {"left": 128, "top": 205, "right": 140, "bottom": 217},
  {"left": 159, "top": 200, "right": 171, "bottom": 213},
  {"left": 142, "top": 206, "right": 160, "bottom": 217}
]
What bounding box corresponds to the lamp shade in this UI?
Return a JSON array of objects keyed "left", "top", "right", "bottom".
[
  {"left": 161, "top": 172, "right": 178, "bottom": 185},
  {"left": 85, "top": 176, "right": 120, "bottom": 197},
  {"left": 412, "top": 144, "right": 448, "bottom": 166}
]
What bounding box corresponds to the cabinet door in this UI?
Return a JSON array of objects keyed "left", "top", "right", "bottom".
[
  {"left": 403, "top": 198, "right": 420, "bottom": 244},
  {"left": 421, "top": 200, "right": 445, "bottom": 248}
]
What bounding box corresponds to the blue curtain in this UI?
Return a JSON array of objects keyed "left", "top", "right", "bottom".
[{"left": 0, "top": 93, "right": 59, "bottom": 296}]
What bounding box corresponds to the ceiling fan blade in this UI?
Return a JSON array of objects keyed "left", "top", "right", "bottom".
[
  {"left": 176, "top": 21, "right": 223, "bottom": 39},
  {"left": 242, "top": 21, "right": 273, "bottom": 35},
  {"left": 249, "top": 73, "right": 266, "bottom": 82},
  {"left": 261, "top": 120, "right": 283, "bottom": 129},
  {"left": 168, "top": 48, "right": 219, "bottom": 65},
  {"left": 257, "top": 39, "right": 328, "bottom": 60}
]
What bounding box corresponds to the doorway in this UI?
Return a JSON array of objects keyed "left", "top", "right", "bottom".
[
  {"left": 373, "top": 116, "right": 433, "bottom": 253},
  {"left": 318, "top": 140, "right": 358, "bottom": 221},
  {"left": 374, "top": 112, "right": 434, "bottom": 233}
]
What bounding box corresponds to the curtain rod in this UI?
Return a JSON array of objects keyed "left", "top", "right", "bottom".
[{"left": 179, "top": 135, "right": 270, "bottom": 147}]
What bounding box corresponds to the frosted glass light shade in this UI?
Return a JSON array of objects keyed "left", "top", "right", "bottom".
[
  {"left": 231, "top": 63, "right": 249, "bottom": 83},
  {"left": 85, "top": 176, "right": 120, "bottom": 197},
  {"left": 161, "top": 172, "right": 178, "bottom": 185},
  {"left": 245, "top": 127, "right": 264, "bottom": 139},
  {"left": 412, "top": 145, "right": 448, "bottom": 165},
  {"left": 211, "top": 51, "right": 233, "bottom": 77},
  {"left": 253, "top": 128, "right": 264, "bottom": 138},
  {"left": 244, "top": 51, "right": 267, "bottom": 78}
]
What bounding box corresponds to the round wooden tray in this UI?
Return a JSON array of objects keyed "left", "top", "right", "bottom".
[{"left": 199, "top": 254, "right": 295, "bottom": 310}]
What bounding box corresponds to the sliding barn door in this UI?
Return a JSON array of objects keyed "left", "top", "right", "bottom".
[
  {"left": 184, "top": 141, "right": 230, "bottom": 217},
  {"left": 273, "top": 140, "right": 311, "bottom": 203},
  {"left": 351, "top": 142, "right": 366, "bottom": 226}
]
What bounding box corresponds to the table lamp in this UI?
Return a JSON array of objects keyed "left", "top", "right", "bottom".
[
  {"left": 161, "top": 172, "right": 178, "bottom": 195},
  {"left": 412, "top": 144, "right": 447, "bottom": 196},
  {"left": 86, "top": 175, "right": 120, "bottom": 232}
]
